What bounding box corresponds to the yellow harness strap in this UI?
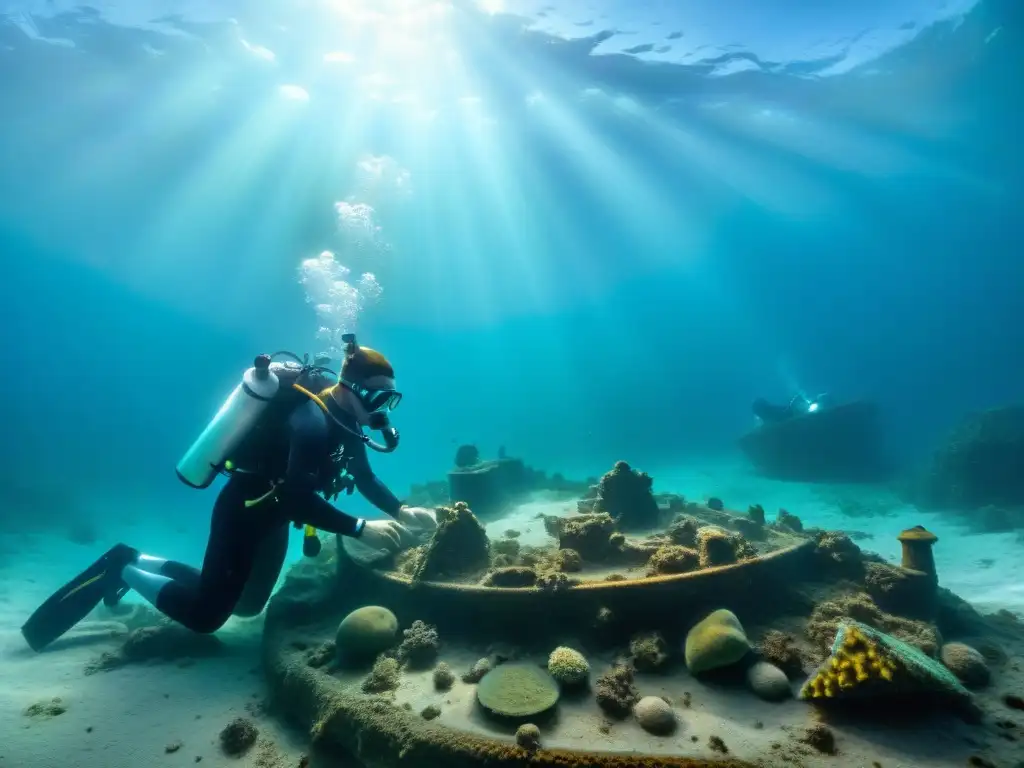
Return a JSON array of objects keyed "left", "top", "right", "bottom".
[
  {"left": 243, "top": 484, "right": 278, "bottom": 508},
  {"left": 292, "top": 383, "right": 332, "bottom": 415}
]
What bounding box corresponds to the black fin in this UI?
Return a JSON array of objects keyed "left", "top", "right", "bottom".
[{"left": 21, "top": 543, "right": 135, "bottom": 652}]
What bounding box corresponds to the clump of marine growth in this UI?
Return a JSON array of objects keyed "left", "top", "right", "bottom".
[
  {"left": 396, "top": 620, "right": 440, "bottom": 668},
  {"left": 776, "top": 509, "right": 803, "bottom": 532},
  {"left": 556, "top": 513, "right": 616, "bottom": 561},
  {"left": 516, "top": 723, "right": 541, "bottom": 751},
  {"left": 696, "top": 526, "right": 738, "bottom": 568},
  {"left": 481, "top": 566, "right": 537, "bottom": 587},
  {"left": 630, "top": 631, "right": 671, "bottom": 672},
  {"left": 553, "top": 548, "right": 583, "bottom": 572},
  {"left": 24, "top": 698, "right": 67, "bottom": 719},
  {"left": 588, "top": 461, "right": 660, "bottom": 531},
  {"left": 646, "top": 545, "right": 699, "bottom": 576},
  {"left": 362, "top": 655, "right": 401, "bottom": 693},
  {"left": 411, "top": 502, "right": 490, "bottom": 581},
  {"left": 667, "top": 516, "right": 700, "bottom": 547},
  {"left": 757, "top": 630, "right": 808, "bottom": 679},
  {"left": 595, "top": 663, "right": 640, "bottom": 718},
  {"left": 547, "top": 646, "right": 590, "bottom": 686},
  {"left": 219, "top": 717, "right": 259, "bottom": 756},
  {"left": 432, "top": 662, "right": 455, "bottom": 690},
  {"left": 806, "top": 592, "right": 940, "bottom": 656}
]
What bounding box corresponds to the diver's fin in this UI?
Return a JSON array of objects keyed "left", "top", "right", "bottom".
[
  {"left": 21, "top": 543, "right": 137, "bottom": 652},
  {"left": 103, "top": 583, "right": 130, "bottom": 609}
]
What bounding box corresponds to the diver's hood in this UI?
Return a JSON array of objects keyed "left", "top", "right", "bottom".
[{"left": 321, "top": 385, "right": 400, "bottom": 453}]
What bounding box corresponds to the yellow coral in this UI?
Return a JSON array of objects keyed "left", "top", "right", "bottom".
[{"left": 800, "top": 625, "right": 899, "bottom": 699}]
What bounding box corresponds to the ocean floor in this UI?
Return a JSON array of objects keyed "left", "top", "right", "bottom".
[
  {"left": 318, "top": 644, "right": 993, "bottom": 768},
  {"left": 0, "top": 588, "right": 315, "bottom": 767},
  {"left": 0, "top": 518, "right": 324, "bottom": 767},
  {"left": 1, "top": 456, "right": 1022, "bottom": 767}
]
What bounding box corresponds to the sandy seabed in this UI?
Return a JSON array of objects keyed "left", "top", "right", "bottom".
[
  {"left": 2, "top": 457, "right": 1022, "bottom": 768},
  {"left": 0, "top": 607, "right": 316, "bottom": 767}
]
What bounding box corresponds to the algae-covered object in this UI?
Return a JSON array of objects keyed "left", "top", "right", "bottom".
[
  {"left": 547, "top": 646, "right": 589, "bottom": 686},
  {"left": 412, "top": 502, "right": 490, "bottom": 581},
  {"left": 799, "top": 621, "right": 971, "bottom": 704},
  {"left": 684, "top": 609, "right": 751, "bottom": 675},
  {"left": 557, "top": 513, "right": 616, "bottom": 562},
  {"left": 896, "top": 525, "right": 939, "bottom": 586},
  {"left": 630, "top": 631, "right": 670, "bottom": 672},
  {"left": 591, "top": 461, "right": 660, "bottom": 531},
  {"left": 362, "top": 655, "right": 401, "bottom": 693},
  {"left": 696, "top": 526, "right": 737, "bottom": 568},
  {"left": 335, "top": 606, "right": 398, "bottom": 662},
  {"left": 515, "top": 722, "right": 541, "bottom": 751},
  {"left": 476, "top": 662, "right": 560, "bottom": 717}
]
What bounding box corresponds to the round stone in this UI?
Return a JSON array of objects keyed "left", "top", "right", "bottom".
[
  {"left": 634, "top": 696, "right": 676, "bottom": 735},
  {"left": 335, "top": 606, "right": 398, "bottom": 661},
  {"left": 940, "top": 642, "right": 991, "bottom": 688},
  {"left": 747, "top": 661, "right": 792, "bottom": 702}
]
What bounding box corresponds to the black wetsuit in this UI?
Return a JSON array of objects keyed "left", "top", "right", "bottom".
[{"left": 152, "top": 396, "right": 403, "bottom": 633}]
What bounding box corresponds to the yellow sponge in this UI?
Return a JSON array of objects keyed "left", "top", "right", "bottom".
[
  {"left": 800, "top": 621, "right": 970, "bottom": 704},
  {"left": 801, "top": 624, "right": 897, "bottom": 699}
]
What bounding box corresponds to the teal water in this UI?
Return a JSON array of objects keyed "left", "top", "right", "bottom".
[
  {"left": 0, "top": 2, "right": 1021, "bottom": 554},
  {"left": 2, "top": 0, "right": 1022, "bottom": 576},
  {"left": 1, "top": 0, "right": 1022, "bottom": 666},
  {"left": 1, "top": 3, "right": 1023, "bottom": 766}
]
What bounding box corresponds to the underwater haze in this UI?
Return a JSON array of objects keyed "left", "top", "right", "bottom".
[
  {"left": 2, "top": 0, "right": 1021, "bottom": 489},
  {"left": 1, "top": 0, "right": 1024, "bottom": 765}
]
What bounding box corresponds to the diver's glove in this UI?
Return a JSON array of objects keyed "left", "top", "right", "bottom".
[
  {"left": 397, "top": 506, "right": 438, "bottom": 533},
  {"left": 357, "top": 519, "right": 407, "bottom": 554}
]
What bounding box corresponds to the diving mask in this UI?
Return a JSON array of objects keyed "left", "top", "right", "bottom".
[{"left": 342, "top": 380, "right": 402, "bottom": 414}]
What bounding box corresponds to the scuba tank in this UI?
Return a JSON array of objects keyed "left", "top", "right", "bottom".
[
  {"left": 176, "top": 354, "right": 281, "bottom": 489},
  {"left": 176, "top": 347, "right": 401, "bottom": 558}
]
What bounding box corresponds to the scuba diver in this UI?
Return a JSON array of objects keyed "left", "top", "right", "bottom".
[
  {"left": 752, "top": 392, "right": 832, "bottom": 426},
  {"left": 22, "top": 334, "right": 437, "bottom": 652}
]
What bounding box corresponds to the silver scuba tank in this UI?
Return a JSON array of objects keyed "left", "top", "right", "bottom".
[{"left": 176, "top": 354, "right": 281, "bottom": 489}]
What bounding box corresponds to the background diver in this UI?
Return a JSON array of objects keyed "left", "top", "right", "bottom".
[
  {"left": 752, "top": 391, "right": 833, "bottom": 426},
  {"left": 22, "top": 335, "right": 438, "bottom": 652}
]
